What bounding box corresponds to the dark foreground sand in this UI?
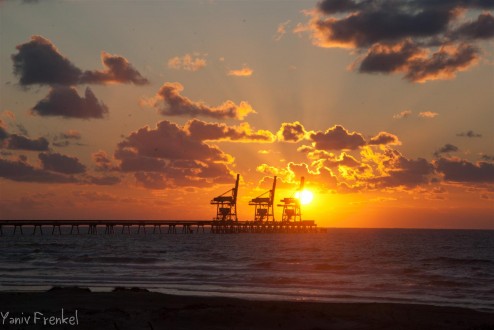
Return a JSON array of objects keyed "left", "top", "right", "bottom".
[{"left": 0, "top": 287, "right": 493, "bottom": 330}]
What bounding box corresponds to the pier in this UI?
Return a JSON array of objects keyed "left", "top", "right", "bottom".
[
  {"left": 0, "top": 175, "right": 326, "bottom": 236},
  {"left": 0, "top": 219, "right": 323, "bottom": 236}
]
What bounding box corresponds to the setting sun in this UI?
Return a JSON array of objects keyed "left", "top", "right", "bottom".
[{"left": 295, "top": 190, "right": 314, "bottom": 205}]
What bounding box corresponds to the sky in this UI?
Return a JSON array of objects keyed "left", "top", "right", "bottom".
[{"left": 0, "top": 0, "right": 493, "bottom": 229}]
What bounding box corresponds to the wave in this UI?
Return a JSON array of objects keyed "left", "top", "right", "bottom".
[{"left": 421, "top": 257, "right": 493, "bottom": 266}]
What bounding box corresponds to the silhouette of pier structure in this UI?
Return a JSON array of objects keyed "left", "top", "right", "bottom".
[{"left": 0, "top": 175, "right": 323, "bottom": 236}]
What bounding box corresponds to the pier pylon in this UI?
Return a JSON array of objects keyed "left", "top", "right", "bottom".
[
  {"left": 210, "top": 174, "right": 240, "bottom": 222},
  {"left": 249, "top": 176, "right": 276, "bottom": 222},
  {"left": 278, "top": 176, "right": 304, "bottom": 222}
]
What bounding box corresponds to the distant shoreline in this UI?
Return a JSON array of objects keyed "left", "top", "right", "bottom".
[{"left": 1, "top": 287, "right": 493, "bottom": 330}]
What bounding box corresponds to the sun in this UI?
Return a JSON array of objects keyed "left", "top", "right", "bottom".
[{"left": 295, "top": 189, "right": 314, "bottom": 205}]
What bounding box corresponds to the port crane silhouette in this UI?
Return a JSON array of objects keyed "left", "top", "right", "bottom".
[
  {"left": 249, "top": 176, "right": 277, "bottom": 222},
  {"left": 278, "top": 176, "right": 304, "bottom": 222},
  {"left": 210, "top": 173, "right": 240, "bottom": 222}
]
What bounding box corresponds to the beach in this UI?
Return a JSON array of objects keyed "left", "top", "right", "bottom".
[{"left": 1, "top": 287, "right": 493, "bottom": 330}]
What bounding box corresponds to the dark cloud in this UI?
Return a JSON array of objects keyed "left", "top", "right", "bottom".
[
  {"left": 405, "top": 43, "right": 478, "bottom": 83},
  {"left": 435, "top": 158, "right": 494, "bottom": 183},
  {"left": 0, "top": 121, "right": 9, "bottom": 141},
  {"left": 359, "top": 41, "right": 479, "bottom": 82},
  {"left": 481, "top": 154, "right": 494, "bottom": 161},
  {"left": 317, "top": 0, "right": 362, "bottom": 14},
  {"left": 118, "top": 120, "right": 229, "bottom": 162},
  {"left": 457, "top": 130, "right": 482, "bottom": 138},
  {"left": 277, "top": 121, "right": 307, "bottom": 142},
  {"left": 32, "top": 86, "right": 108, "bottom": 119},
  {"left": 134, "top": 172, "right": 167, "bottom": 190},
  {"left": 39, "top": 152, "right": 86, "bottom": 174},
  {"left": 12, "top": 36, "right": 149, "bottom": 87},
  {"left": 368, "top": 131, "right": 401, "bottom": 145},
  {"left": 6, "top": 134, "right": 49, "bottom": 151},
  {"left": 80, "top": 52, "right": 149, "bottom": 85},
  {"left": 302, "top": 0, "right": 494, "bottom": 82},
  {"left": 114, "top": 120, "right": 234, "bottom": 188},
  {"left": 12, "top": 36, "right": 82, "bottom": 86},
  {"left": 0, "top": 158, "right": 76, "bottom": 183},
  {"left": 359, "top": 40, "right": 420, "bottom": 74},
  {"left": 185, "top": 119, "right": 274, "bottom": 142},
  {"left": 452, "top": 13, "right": 494, "bottom": 40},
  {"left": 315, "top": 6, "right": 452, "bottom": 48},
  {"left": 85, "top": 175, "right": 121, "bottom": 186},
  {"left": 92, "top": 150, "right": 114, "bottom": 171},
  {"left": 147, "top": 82, "right": 255, "bottom": 120},
  {"left": 309, "top": 125, "right": 366, "bottom": 150},
  {"left": 369, "top": 155, "right": 434, "bottom": 188},
  {"left": 434, "top": 143, "right": 459, "bottom": 157},
  {"left": 52, "top": 130, "right": 83, "bottom": 147}
]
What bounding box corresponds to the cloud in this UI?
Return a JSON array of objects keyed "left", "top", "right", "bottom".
[
  {"left": 359, "top": 41, "right": 478, "bottom": 82},
  {"left": 72, "top": 191, "right": 118, "bottom": 202},
  {"left": 228, "top": 66, "right": 253, "bottom": 77},
  {"left": 145, "top": 82, "right": 255, "bottom": 120},
  {"left": 288, "top": 162, "right": 338, "bottom": 189},
  {"left": 393, "top": 110, "right": 412, "bottom": 119},
  {"left": 324, "top": 152, "right": 361, "bottom": 168},
  {"left": 134, "top": 172, "right": 167, "bottom": 189},
  {"left": 393, "top": 109, "right": 439, "bottom": 119},
  {"left": 117, "top": 120, "right": 229, "bottom": 162},
  {"left": 274, "top": 20, "right": 291, "bottom": 41},
  {"left": 451, "top": 13, "right": 494, "bottom": 40},
  {"left": 92, "top": 150, "right": 114, "bottom": 171},
  {"left": 309, "top": 125, "right": 366, "bottom": 150},
  {"left": 84, "top": 175, "right": 121, "bottom": 186},
  {"left": 368, "top": 154, "right": 434, "bottom": 188},
  {"left": 0, "top": 126, "right": 8, "bottom": 141},
  {"left": 368, "top": 132, "right": 401, "bottom": 146},
  {"left": 168, "top": 54, "right": 207, "bottom": 72},
  {"left": 185, "top": 119, "right": 275, "bottom": 142},
  {"left": 434, "top": 144, "right": 459, "bottom": 157},
  {"left": 299, "top": 1, "right": 494, "bottom": 82},
  {"left": 435, "top": 158, "right": 494, "bottom": 183},
  {"left": 457, "top": 130, "right": 482, "bottom": 138},
  {"left": 80, "top": 52, "right": 149, "bottom": 85},
  {"left": 277, "top": 121, "right": 307, "bottom": 142},
  {"left": 114, "top": 120, "right": 234, "bottom": 187},
  {"left": 0, "top": 158, "right": 77, "bottom": 183},
  {"left": 12, "top": 36, "right": 148, "bottom": 86},
  {"left": 12, "top": 35, "right": 82, "bottom": 86},
  {"left": 32, "top": 86, "right": 108, "bottom": 119},
  {"left": 418, "top": 111, "right": 439, "bottom": 118},
  {"left": 359, "top": 40, "right": 422, "bottom": 74},
  {"left": 6, "top": 134, "right": 49, "bottom": 151},
  {"left": 60, "top": 129, "right": 81, "bottom": 140},
  {"left": 52, "top": 130, "right": 83, "bottom": 147},
  {"left": 39, "top": 152, "right": 86, "bottom": 174},
  {"left": 405, "top": 43, "right": 479, "bottom": 83}
]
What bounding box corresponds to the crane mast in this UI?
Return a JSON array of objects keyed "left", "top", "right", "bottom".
[
  {"left": 278, "top": 176, "right": 304, "bottom": 222},
  {"left": 210, "top": 174, "right": 240, "bottom": 222},
  {"left": 249, "top": 176, "right": 277, "bottom": 222}
]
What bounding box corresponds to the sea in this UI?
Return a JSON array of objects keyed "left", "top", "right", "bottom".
[{"left": 0, "top": 228, "right": 493, "bottom": 312}]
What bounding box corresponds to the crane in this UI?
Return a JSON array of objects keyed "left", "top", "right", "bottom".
[
  {"left": 210, "top": 174, "right": 240, "bottom": 222},
  {"left": 249, "top": 176, "right": 277, "bottom": 222},
  {"left": 277, "top": 176, "right": 304, "bottom": 222}
]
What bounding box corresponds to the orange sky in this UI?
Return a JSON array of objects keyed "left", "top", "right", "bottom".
[{"left": 0, "top": 0, "right": 493, "bottom": 228}]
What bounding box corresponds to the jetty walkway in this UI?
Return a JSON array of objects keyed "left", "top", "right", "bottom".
[{"left": 0, "top": 220, "right": 323, "bottom": 236}]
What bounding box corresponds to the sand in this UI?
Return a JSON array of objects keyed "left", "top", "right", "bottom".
[{"left": 0, "top": 287, "right": 493, "bottom": 330}]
